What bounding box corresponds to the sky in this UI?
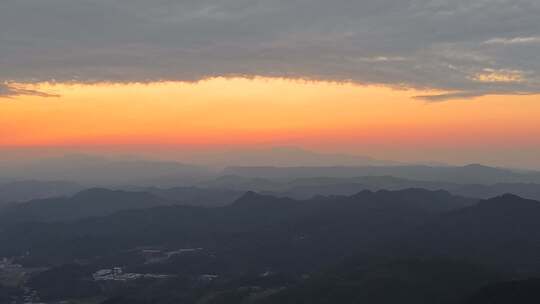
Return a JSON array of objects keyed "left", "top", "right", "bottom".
[{"left": 1, "top": 0, "right": 540, "bottom": 168}]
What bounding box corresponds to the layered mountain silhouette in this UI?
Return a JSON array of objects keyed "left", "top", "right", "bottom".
[
  {"left": 0, "top": 189, "right": 474, "bottom": 266},
  {"left": 224, "top": 164, "right": 540, "bottom": 184},
  {"left": 204, "top": 175, "right": 540, "bottom": 201},
  {"left": 1, "top": 188, "right": 539, "bottom": 303}
]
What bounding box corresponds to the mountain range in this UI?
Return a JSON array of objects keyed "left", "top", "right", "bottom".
[
  {"left": 0, "top": 154, "right": 214, "bottom": 186},
  {"left": 224, "top": 164, "right": 540, "bottom": 184},
  {"left": 1, "top": 186, "right": 539, "bottom": 303}
]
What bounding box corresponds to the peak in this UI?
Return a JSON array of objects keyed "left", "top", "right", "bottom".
[
  {"left": 463, "top": 164, "right": 492, "bottom": 169},
  {"left": 242, "top": 190, "right": 260, "bottom": 198},
  {"left": 479, "top": 193, "right": 539, "bottom": 209},
  {"left": 498, "top": 193, "right": 524, "bottom": 200},
  {"left": 464, "top": 163, "right": 486, "bottom": 167},
  {"left": 487, "top": 193, "right": 531, "bottom": 203},
  {"left": 74, "top": 188, "right": 115, "bottom": 196},
  {"left": 462, "top": 164, "right": 507, "bottom": 172},
  {"left": 234, "top": 191, "right": 267, "bottom": 202},
  {"left": 352, "top": 190, "right": 375, "bottom": 197}
]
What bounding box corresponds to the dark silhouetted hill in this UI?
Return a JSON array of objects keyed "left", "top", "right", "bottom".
[
  {"left": 465, "top": 278, "right": 540, "bottom": 304},
  {"left": 0, "top": 188, "right": 171, "bottom": 223},
  {"left": 0, "top": 189, "right": 473, "bottom": 267},
  {"left": 142, "top": 186, "right": 244, "bottom": 207},
  {"left": 408, "top": 194, "right": 540, "bottom": 273},
  {"left": 262, "top": 259, "right": 500, "bottom": 304}
]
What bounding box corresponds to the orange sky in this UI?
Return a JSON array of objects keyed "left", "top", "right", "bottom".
[{"left": 1, "top": 78, "right": 540, "bottom": 167}]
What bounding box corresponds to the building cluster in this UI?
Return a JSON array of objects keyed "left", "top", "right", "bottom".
[
  {"left": 196, "top": 274, "right": 220, "bottom": 285},
  {"left": 0, "top": 258, "right": 23, "bottom": 271},
  {"left": 20, "top": 287, "right": 42, "bottom": 304},
  {"left": 140, "top": 247, "right": 204, "bottom": 264},
  {"left": 92, "top": 267, "right": 172, "bottom": 281}
]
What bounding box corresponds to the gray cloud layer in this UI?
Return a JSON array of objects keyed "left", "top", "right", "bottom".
[{"left": 1, "top": 0, "right": 539, "bottom": 99}]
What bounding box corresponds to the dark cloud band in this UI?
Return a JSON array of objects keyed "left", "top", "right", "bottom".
[{"left": 1, "top": 0, "right": 539, "bottom": 100}]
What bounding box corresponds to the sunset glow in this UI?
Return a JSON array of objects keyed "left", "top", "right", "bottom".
[{"left": 2, "top": 78, "right": 539, "bottom": 167}]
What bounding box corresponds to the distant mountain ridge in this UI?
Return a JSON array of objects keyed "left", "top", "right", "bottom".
[
  {"left": 223, "top": 164, "right": 540, "bottom": 185},
  {"left": 0, "top": 154, "right": 214, "bottom": 186},
  {"left": 201, "top": 174, "right": 540, "bottom": 201},
  {"left": 0, "top": 180, "right": 83, "bottom": 204},
  {"left": 185, "top": 146, "right": 403, "bottom": 167}
]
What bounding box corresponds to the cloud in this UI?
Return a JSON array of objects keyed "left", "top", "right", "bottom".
[
  {"left": 415, "top": 89, "right": 538, "bottom": 102},
  {"left": 471, "top": 69, "right": 526, "bottom": 83},
  {"left": 415, "top": 91, "right": 487, "bottom": 102},
  {"left": 0, "top": 83, "right": 59, "bottom": 98},
  {"left": 1, "top": 0, "right": 540, "bottom": 100},
  {"left": 485, "top": 37, "right": 540, "bottom": 45}
]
